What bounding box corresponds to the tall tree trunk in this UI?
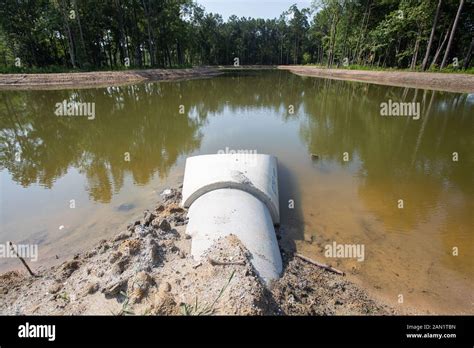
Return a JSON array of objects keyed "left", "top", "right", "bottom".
[
  {"left": 341, "top": 1, "right": 353, "bottom": 63},
  {"left": 440, "top": 0, "right": 464, "bottom": 69},
  {"left": 410, "top": 31, "right": 421, "bottom": 69},
  {"left": 463, "top": 37, "right": 474, "bottom": 69},
  {"left": 132, "top": 1, "right": 143, "bottom": 67},
  {"left": 357, "top": 1, "right": 372, "bottom": 64},
  {"left": 142, "top": 0, "right": 155, "bottom": 66},
  {"left": 115, "top": 0, "right": 127, "bottom": 65},
  {"left": 72, "top": 0, "right": 87, "bottom": 65},
  {"left": 327, "top": 7, "right": 340, "bottom": 68},
  {"left": 166, "top": 45, "right": 172, "bottom": 67},
  {"left": 59, "top": 0, "right": 76, "bottom": 68},
  {"left": 421, "top": 0, "right": 442, "bottom": 71},
  {"left": 353, "top": 0, "right": 370, "bottom": 63},
  {"left": 177, "top": 41, "right": 183, "bottom": 65},
  {"left": 430, "top": 26, "right": 450, "bottom": 68},
  {"left": 278, "top": 32, "right": 282, "bottom": 65},
  {"left": 327, "top": 14, "right": 335, "bottom": 67},
  {"left": 294, "top": 37, "right": 298, "bottom": 64},
  {"left": 329, "top": 7, "right": 341, "bottom": 67}
]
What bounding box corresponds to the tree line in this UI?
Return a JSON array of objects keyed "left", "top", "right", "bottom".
[{"left": 0, "top": 0, "right": 472, "bottom": 71}]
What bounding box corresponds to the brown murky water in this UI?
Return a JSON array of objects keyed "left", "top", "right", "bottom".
[{"left": 0, "top": 71, "right": 473, "bottom": 313}]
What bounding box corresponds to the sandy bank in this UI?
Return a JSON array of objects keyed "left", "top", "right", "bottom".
[
  {"left": 2, "top": 65, "right": 472, "bottom": 93},
  {"left": 0, "top": 187, "right": 400, "bottom": 316},
  {"left": 279, "top": 66, "right": 474, "bottom": 93},
  {"left": 0, "top": 67, "right": 223, "bottom": 90}
]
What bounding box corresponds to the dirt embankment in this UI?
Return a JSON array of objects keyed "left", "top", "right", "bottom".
[
  {"left": 0, "top": 67, "right": 223, "bottom": 90},
  {"left": 2, "top": 65, "right": 472, "bottom": 93},
  {"left": 0, "top": 188, "right": 400, "bottom": 316},
  {"left": 279, "top": 65, "right": 474, "bottom": 93}
]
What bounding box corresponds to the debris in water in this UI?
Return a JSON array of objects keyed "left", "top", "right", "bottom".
[{"left": 116, "top": 203, "right": 136, "bottom": 212}]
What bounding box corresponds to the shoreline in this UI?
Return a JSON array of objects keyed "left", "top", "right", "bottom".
[
  {"left": 0, "top": 67, "right": 223, "bottom": 90},
  {"left": 278, "top": 65, "right": 474, "bottom": 93},
  {"left": 1, "top": 65, "right": 473, "bottom": 93},
  {"left": 0, "top": 187, "right": 402, "bottom": 316}
]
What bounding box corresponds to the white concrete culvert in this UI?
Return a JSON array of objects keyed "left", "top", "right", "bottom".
[{"left": 181, "top": 154, "right": 282, "bottom": 283}]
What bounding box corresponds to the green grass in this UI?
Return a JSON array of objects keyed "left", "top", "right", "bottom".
[
  {"left": 108, "top": 291, "right": 135, "bottom": 316},
  {"left": 180, "top": 270, "right": 235, "bottom": 316}
]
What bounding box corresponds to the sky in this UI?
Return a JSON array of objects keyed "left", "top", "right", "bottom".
[{"left": 195, "top": 0, "right": 312, "bottom": 20}]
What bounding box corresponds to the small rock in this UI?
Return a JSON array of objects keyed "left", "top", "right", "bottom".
[
  {"left": 127, "top": 220, "right": 141, "bottom": 232},
  {"left": 112, "top": 257, "right": 130, "bottom": 275},
  {"left": 111, "top": 264, "right": 123, "bottom": 276},
  {"left": 155, "top": 204, "right": 165, "bottom": 213},
  {"left": 113, "top": 231, "right": 131, "bottom": 242},
  {"left": 103, "top": 278, "right": 128, "bottom": 297},
  {"left": 158, "top": 282, "right": 171, "bottom": 293},
  {"left": 143, "top": 210, "right": 156, "bottom": 227},
  {"left": 160, "top": 189, "right": 172, "bottom": 196},
  {"left": 58, "top": 260, "right": 81, "bottom": 279},
  {"left": 156, "top": 227, "right": 179, "bottom": 240},
  {"left": 169, "top": 214, "right": 183, "bottom": 224},
  {"left": 178, "top": 250, "right": 186, "bottom": 259},
  {"left": 98, "top": 243, "right": 110, "bottom": 254},
  {"left": 84, "top": 250, "right": 97, "bottom": 259},
  {"left": 146, "top": 240, "right": 160, "bottom": 266},
  {"left": 48, "top": 282, "right": 62, "bottom": 294},
  {"left": 304, "top": 235, "right": 314, "bottom": 244},
  {"left": 118, "top": 239, "right": 141, "bottom": 255},
  {"left": 158, "top": 219, "right": 171, "bottom": 232},
  {"left": 169, "top": 205, "right": 184, "bottom": 214},
  {"left": 151, "top": 290, "right": 177, "bottom": 315},
  {"left": 135, "top": 225, "right": 153, "bottom": 237},
  {"left": 151, "top": 217, "right": 161, "bottom": 228},
  {"left": 129, "top": 271, "right": 153, "bottom": 303},
  {"left": 109, "top": 251, "right": 122, "bottom": 264},
  {"left": 85, "top": 282, "right": 99, "bottom": 295}
]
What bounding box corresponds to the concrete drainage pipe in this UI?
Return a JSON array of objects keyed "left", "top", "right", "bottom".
[{"left": 181, "top": 154, "right": 282, "bottom": 284}]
